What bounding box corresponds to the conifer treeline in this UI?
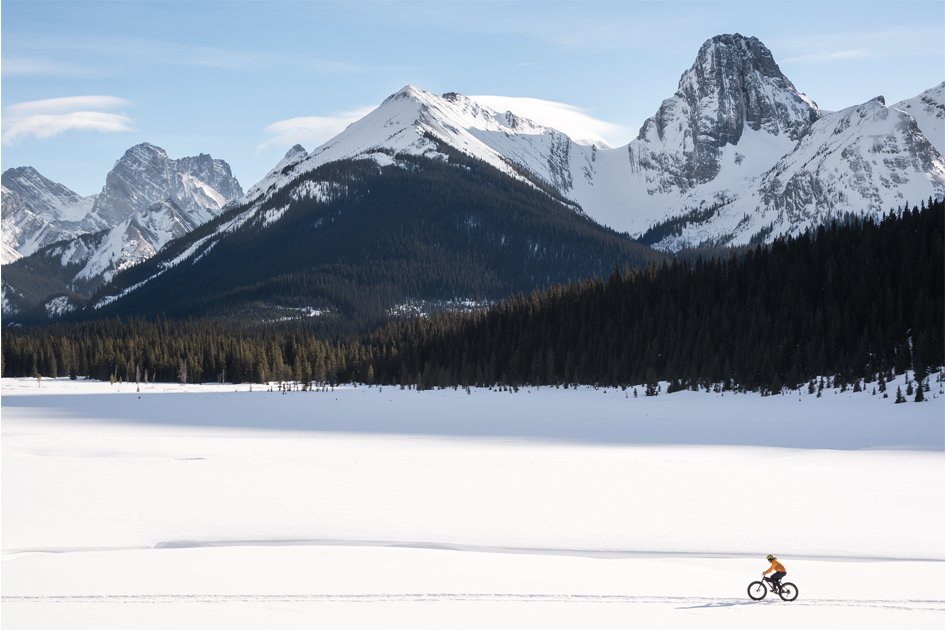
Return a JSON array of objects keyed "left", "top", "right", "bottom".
[
  {"left": 2, "top": 201, "right": 942, "bottom": 391},
  {"left": 369, "top": 201, "right": 943, "bottom": 391}
]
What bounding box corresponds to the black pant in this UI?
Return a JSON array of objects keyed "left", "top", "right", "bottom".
[{"left": 768, "top": 571, "right": 786, "bottom": 588}]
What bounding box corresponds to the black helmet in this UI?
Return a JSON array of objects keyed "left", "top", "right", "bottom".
[{"left": 766, "top": 554, "right": 775, "bottom": 561}]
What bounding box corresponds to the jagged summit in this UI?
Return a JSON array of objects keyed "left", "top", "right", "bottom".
[
  {"left": 2, "top": 143, "right": 245, "bottom": 316},
  {"left": 1, "top": 166, "right": 96, "bottom": 223},
  {"left": 385, "top": 83, "right": 428, "bottom": 102},
  {"left": 92, "top": 142, "right": 243, "bottom": 226},
  {"left": 284, "top": 144, "right": 307, "bottom": 160},
  {"left": 630, "top": 33, "right": 820, "bottom": 195},
  {"left": 1, "top": 166, "right": 99, "bottom": 263}
]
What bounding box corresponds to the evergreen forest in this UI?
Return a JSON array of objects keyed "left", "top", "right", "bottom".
[{"left": 2, "top": 200, "right": 942, "bottom": 393}]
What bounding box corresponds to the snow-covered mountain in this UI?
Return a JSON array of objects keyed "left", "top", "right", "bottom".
[
  {"left": 69, "top": 198, "right": 220, "bottom": 285},
  {"left": 2, "top": 143, "right": 243, "bottom": 267},
  {"left": 90, "top": 143, "right": 242, "bottom": 226},
  {"left": 243, "top": 85, "right": 580, "bottom": 209},
  {"left": 628, "top": 34, "right": 820, "bottom": 196},
  {"left": 1, "top": 167, "right": 99, "bottom": 263},
  {"left": 239, "top": 34, "right": 942, "bottom": 252},
  {"left": 2, "top": 144, "right": 244, "bottom": 318},
  {"left": 6, "top": 33, "right": 943, "bottom": 323},
  {"left": 895, "top": 82, "right": 945, "bottom": 155},
  {"left": 654, "top": 96, "right": 945, "bottom": 248}
]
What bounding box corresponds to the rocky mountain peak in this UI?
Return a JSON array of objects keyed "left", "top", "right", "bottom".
[
  {"left": 1, "top": 166, "right": 92, "bottom": 220},
  {"left": 91, "top": 142, "right": 242, "bottom": 226},
  {"left": 283, "top": 144, "right": 307, "bottom": 160},
  {"left": 630, "top": 33, "right": 820, "bottom": 194},
  {"left": 1, "top": 166, "right": 100, "bottom": 262}
]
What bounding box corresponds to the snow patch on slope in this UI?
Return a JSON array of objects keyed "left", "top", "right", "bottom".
[
  {"left": 894, "top": 81, "right": 945, "bottom": 155},
  {"left": 44, "top": 296, "right": 76, "bottom": 319}
]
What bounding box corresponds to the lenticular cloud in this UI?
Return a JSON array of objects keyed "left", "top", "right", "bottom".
[
  {"left": 2, "top": 95, "right": 134, "bottom": 144},
  {"left": 257, "top": 106, "right": 376, "bottom": 154}
]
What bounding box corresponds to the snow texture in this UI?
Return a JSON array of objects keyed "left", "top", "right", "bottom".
[
  {"left": 2, "top": 376, "right": 942, "bottom": 629},
  {"left": 895, "top": 82, "right": 945, "bottom": 156},
  {"left": 234, "top": 35, "right": 944, "bottom": 252}
]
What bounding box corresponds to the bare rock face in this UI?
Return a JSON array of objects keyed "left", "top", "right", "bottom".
[
  {"left": 2, "top": 144, "right": 245, "bottom": 317},
  {"left": 629, "top": 34, "right": 820, "bottom": 194},
  {"left": 757, "top": 98, "right": 945, "bottom": 224},
  {"left": 91, "top": 143, "right": 243, "bottom": 226},
  {"left": 1, "top": 167, "right": 99, "bottom": 262},
  {"left": 2, "top": 144, "right": 243, "bottom": 266}
]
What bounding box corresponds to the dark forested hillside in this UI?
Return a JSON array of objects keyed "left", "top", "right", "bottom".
[
  {"left": 3, "top": 200, "right": 941, "bottom": 391},
  {"left": 74, "top": 151, "right": 661, "bottom": 330},
  {"left": 367, "top": 200, "right": 943, "bottom": 391}
]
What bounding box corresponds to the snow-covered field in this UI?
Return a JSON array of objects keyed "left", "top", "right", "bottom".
[{"left": 2, "top": 376, "right": 943, "bottom": 628}]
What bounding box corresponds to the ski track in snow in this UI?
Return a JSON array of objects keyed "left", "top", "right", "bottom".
[{"left": 3, "top": 593, "right": 943, "bottom": 612}]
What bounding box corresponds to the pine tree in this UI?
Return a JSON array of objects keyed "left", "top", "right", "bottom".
[{"left": 895, "top": 386, "right": 905, "bottom": 404}]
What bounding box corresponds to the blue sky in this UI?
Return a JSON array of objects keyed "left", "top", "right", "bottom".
[{"left": 2, "top": 0, "right": 943, "bottom": 195}]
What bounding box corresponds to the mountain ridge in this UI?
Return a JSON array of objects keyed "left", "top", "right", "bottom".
[{"left": 4, "top": 34, "right": 943, "bottom": 324}]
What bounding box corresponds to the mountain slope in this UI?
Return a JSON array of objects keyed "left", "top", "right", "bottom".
[
  {"left": 89, "top": 143, "right": 242, "bottom": 226},
  {"left": 627, "top": 33, "right": 820, "bottom": 196},
  {"left": 86, "top": 150, "right": 663, "bottom": 326},
  {"left": 894, "top": 82, "right": 945, "bottom": 155},
  {"left": 645, "top": 96, "right": 945, "bottom": 248},
  {"left": 2, "top": 144, "right": 245, "bottom": 318},
  {"left": 1, "top": 168, "right": 99, "bottom": 263},
  {"left": 240, "top": 34, "right": 942, "bottom": 252},
  {"left": 244, "top": 85, "right": 582, "bottom": 212}
]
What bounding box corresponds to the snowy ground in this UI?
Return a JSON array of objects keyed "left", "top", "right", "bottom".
[{"left": 2, "top": 376, "right": 943, "bottom": 628}]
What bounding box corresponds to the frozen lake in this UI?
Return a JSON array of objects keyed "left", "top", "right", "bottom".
[{"left": 2, "top": 377, "right": 943, "bottom": 628}]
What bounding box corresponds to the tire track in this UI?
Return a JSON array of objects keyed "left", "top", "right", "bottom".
[{"left": 3, "top": 593, "right": 943, "bottom": 611}]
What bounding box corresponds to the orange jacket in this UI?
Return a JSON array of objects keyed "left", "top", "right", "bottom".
[{"left": 765, "top": 559, "right": 786, "bottom": 574}]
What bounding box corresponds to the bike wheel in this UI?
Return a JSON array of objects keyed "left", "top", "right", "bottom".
[
  {"left": 778, "top": 582, "right": 798, "bottom": 601},
  {"left": 747, "top": 580, "right": 767, "bottom": 600}
]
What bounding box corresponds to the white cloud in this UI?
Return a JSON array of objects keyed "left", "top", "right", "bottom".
[
  {"left": 2, "top": 95, "right": 134, "bottom": 144},
  {"left": 257, "top": 106, "right": 377, "bottom": 154},
  {"left": 6, "top": 95, "right": 131, "bottom": 117},
  {"left": 470, "top": 95, "right": 629, "bottom": 147}
]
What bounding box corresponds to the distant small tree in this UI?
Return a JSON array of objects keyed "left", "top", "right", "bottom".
[
  {"left": 915, "top": 382, "right": 925, "bottom": 402},
  {"left": 895, "top": 386, "right": 906, "bottom": 404},
  {"left": 178, "top": 359, "right": 188, "bottom": 385}
]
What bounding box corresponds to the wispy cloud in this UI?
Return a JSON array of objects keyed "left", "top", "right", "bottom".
[
  {"left": 2, "top": 95, "right": 134, "bottom": 144},
  {"left": 2, "top": 56, "right": 93, "bottom": 77},
  {"left": 12, "top": 34, "right": 363, "bottom": 74},
  {"left": 772, "top": 27, "right": 942, "bottom": 65},
  {"left": 780, "top": 49, "right": 873, "bottom": 65},
  {"left": 470, "top": 95, "right": 629, "bottom": 147},
  {"left": 257, "top": 106, "right": 377, "bottom": 154}
]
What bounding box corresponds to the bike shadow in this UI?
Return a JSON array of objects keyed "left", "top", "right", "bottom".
[{"left": 677, "top": 599, "right": 778, "bottom": 610}]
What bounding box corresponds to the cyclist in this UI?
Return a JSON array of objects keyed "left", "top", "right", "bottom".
[{"left": 763, "top": 554, "right": 787, "bottom": 592}]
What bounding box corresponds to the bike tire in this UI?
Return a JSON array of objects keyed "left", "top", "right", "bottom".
[
  {"left": 778, "top": 582, "right": 798, "bottom": 601},
  {"left": 747, "top": 580, "right": 767, "bottom": 600}
]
